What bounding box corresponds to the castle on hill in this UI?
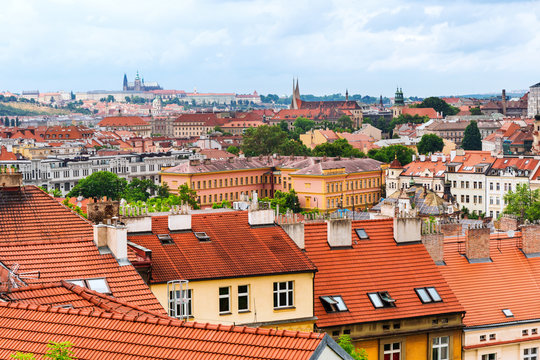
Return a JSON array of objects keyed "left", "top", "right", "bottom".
[{"left": 123, "top": 71, "right": 162, "bottom": 92}]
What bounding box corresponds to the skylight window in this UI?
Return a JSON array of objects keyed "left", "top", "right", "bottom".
[
  {"left": 415, "top": 287, "right": 442, "bottom": 303},
  {"left": 158, "top": 234, "right": 174, "bottom": 245},
  {"left": 320, "top": 296, "right": 348, "bottom": 313},
  {"left": 66, "top": 278, "right": 111, "bottom": 295},
  {"left": 502, "top": 309, "right": 514, "bottom": 317},
  {"left": 194, "top": 232, "right": 210, "bottom": 242},
  {"left": 355, "top": 228, "right": 369, "bottom": 240},
  {"left": 368, "top": 291, "right": 396, "bottom": 308}
]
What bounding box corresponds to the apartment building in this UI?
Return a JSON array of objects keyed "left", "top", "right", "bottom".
[
  {"left": 386, "top": 154, "right": 448, "bottom": 197},
  {"left": 161, "top": 156, "right": 386, "bottom": 211},
  {"left": 446, "top": 151, "right": 495, "bottom": 215},
  {"left": 125, "top": 207, "right": 318, "bottom": 332},
  {"left": 173, "top": 113, "right": 228, "bottom": 138},
  {"left": 0, "top": 151, "right": 189, "bottom": 196},
  {"left": 98, "top": 116, "right": 152, "bottom": 137},
  {"left": 486, "top": 157, "right": 540, "bottom": 219}
]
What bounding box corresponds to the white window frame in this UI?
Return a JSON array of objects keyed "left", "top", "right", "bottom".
[
  {"left": 238, "top": 285, "right": 250, "bottom": 312},
  {"left": 219, "top": 286, "right": 231, "bottom": 314},
  {"left": 169, "top": 289, "right": 192, "bottom": 318},
  {"left": 383, "top": 342, "right": 401, "bottom": 360},
  {"left": 432, "top": 336, "right": 449, "bottom": 360},
  {"left": 273, "top": 281, "right": 294, "bottom": 309},
  {"left": 524, "top": 347, "right": 538, "bottom": 360},
  {"left": 481, "top": 354, "right": 496, "bottom": 360}
]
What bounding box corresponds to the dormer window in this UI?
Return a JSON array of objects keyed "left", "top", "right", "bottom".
[
  {"left": 368, "top": 291, "right": 396, "bottom": 308},
  {"left": 66, "top": 278, "right": 111, "bottom": 295},
  {"left": 415, "top": 287, "right": 443, "bottom": 303},
  {"left": 320, "top": 296, "right": 348, "bottom": 313}
]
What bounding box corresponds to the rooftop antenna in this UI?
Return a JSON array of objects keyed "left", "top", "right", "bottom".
[{"left": 3, "top": 263, "right": 40, "bottom": 293}]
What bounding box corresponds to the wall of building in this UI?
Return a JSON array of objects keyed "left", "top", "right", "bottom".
[{"left": 151, "top": 272, "right": 315, "bottom": 332}]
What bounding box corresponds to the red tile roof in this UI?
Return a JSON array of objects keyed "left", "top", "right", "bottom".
[
  {"left": 490, "top": 157, "right": 539, "bottom": 171},
  {"left": 174, "top": 113, "right": 228, "bottom": 127},
  {"left": 98, "top": 116, "right": 149, "bottom": 127},
  {"left": 0, "top": 146, "right": 16, "bottom": 161},
  {"left": 401, "top": 107, "right": 439, "bottom": 119},
  {"left": 128, "top": 212, "right": 316, "bottom": 283},
  {"left": 0, "top": 186, "right": 165, "bottom": 314},
  {"left": 0, "top": 301, "right": 331, "bottom": 359},
  {"left": 304, "top": 219, "right": 463, "bottom": 328},
  {"left": 401, "top": 157, "right": 448, "bottom": 178},
  {"left": 439, "top": 233, "right": 540, "bottom": 327},
  {"left": 5, "top": 281, "right": 166, "bottom": 321}
]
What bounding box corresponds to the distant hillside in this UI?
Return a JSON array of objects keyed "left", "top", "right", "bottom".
[{"left": 0, "top": 102, "right": 70, "bottom": 116}]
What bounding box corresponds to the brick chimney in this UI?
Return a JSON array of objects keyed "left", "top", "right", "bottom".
[
  {"left": 521, "top": 224, "right": 540, "bottom": 256},
  {"left": 326, "top": 218, "right": 352, "bottom": 247},
  {"left": 421, "top": 222, "right": 444, "bottom": 264},
  {"left": 0, "top": 167, "right": 23, "bottom": 189},
  {"left": 465, "top": 226, "right": 490, "bottom": 262}
]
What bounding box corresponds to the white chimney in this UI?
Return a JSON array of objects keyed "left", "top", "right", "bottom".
[
  {"left": 327, "top": 219, "right": 352, "bottom": 247},
  {"left": 281, "top": 222, "right": 305, "bottom": 249},
  {"left": 393, "top": 215, "right": 422, "bottom": 243},
  {"left": 123, "top": 216, "right": 152, "bottom": 233},
  {"left": 248, "top": 208, "right": 275, "bottom": 226},
  {"left": 420, "top": 155, "right": 426, "bottom": 162},
  {"left": 93, "top": 223, "right": 129, "bottom": 265},
  {"left": 169, "top": 214, "right": 192, "bottom": 231},
  {"left": 431, "top": 155, "right": 437, "bottom": 162}
]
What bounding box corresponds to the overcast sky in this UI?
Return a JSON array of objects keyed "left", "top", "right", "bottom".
[{"left": 1, "top": 0, "right": 539, "bottom": 97}]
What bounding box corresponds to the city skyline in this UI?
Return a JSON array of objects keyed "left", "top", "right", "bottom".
[{"left": 1, "top": 0, "right": 539, "bottom": 96}]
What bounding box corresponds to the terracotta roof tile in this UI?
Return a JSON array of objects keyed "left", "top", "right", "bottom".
[
  {"left": 304, "top": 219, "right": 463, "bottom": 328},
  {"left": 129, "top": 212, "right": 316, "bottom": 283},
  {"left": 0, "top": 301, "right": 327, "bottom": 359},
  {"left": 98, "top": 116, "right": 149, "bottom": 127},
  {"left": 0, "top": 186, "right": 165, "bottom": 314}
]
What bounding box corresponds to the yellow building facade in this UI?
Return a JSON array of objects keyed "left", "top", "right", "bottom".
[{"left": 151, "top": 272, "right": 316, "bottom": 331}]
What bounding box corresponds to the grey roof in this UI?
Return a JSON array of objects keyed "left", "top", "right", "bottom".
[
  {"left": 372, "top": 185, "right": 457, "bottom": 216},
  {"left": 532, "top": 82, "right": 540, "bottom": 88}
]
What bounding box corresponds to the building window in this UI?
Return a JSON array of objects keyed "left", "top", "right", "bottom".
[
  {"left": 383, "top": 342, "right": 401, "bottom": 360},
  {"left": 219, "top": 287, "right": 231, "bottom": 314},
  {"left": 168, "top": 289, "right": 192, "bottom": 318},
  {"left": 481, "top": 354, "right": 496, "bottom": 360},
  {"left": 524, "top": 348, "right": 538, "bottom": 360},
  {"left": 238, "top": 285, "right": 249, "bottom": 312},
  {"left": 432, "top": 336, "right": 449, "bottom": 360},
  {"left": 273, "top": 281, "right": 294, "bottom": 309}
]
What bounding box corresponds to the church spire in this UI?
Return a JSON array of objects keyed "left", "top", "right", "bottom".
[
  {"left": 345, "top": 89, "right": 349, "bottom": 102},
  {"left": 123, "top": 74, "right": 128, "bottom": 91}
]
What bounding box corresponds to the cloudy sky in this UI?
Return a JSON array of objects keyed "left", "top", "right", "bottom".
[{"left": 1, "top": 0, "right": 539, "bottom": 97}]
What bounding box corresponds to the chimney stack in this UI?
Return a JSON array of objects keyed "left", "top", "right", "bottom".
[
  {"left": 93, "top": 223, "right": 129, "bottom": 265},
  {"left": 281, "top": 222, "right": 305, "bottom": 249},
  {"left": 465, "top": 225, "right": 490, "bottom": 262},
  {"left": 326, "top": 219, "right": 352, "bottom": 247},
  {"left": 421, "top": 222, "right": 444, "bottom": 264},
  {"left": 502, "top": 89, "right": 507, "bottom": 116},
  {"left": 393, "top": 214, "right": 422, "bottom": 243},
  {"left": 0, "top": 167, "right": 23, "bottom": 189},
  {"left": 520, "top": 224, "right": 540, "bottom": 256}
]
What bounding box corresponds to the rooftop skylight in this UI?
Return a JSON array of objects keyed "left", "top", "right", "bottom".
[
  {"left": 66, "top": 278, "right": 111, "bottom": 295},
  {"left": 320, "top": 295, "right": 348, "bottom": 313},
  {"left": 355, "top": 228, "right": 369, "bottom": 240},
  {"left": 502, "top": 309, "right": 514, "bottom": 317},
  {"left": 415, "top": 287, "right": 442, "bottom": 303},
  {"left": 158, "top": 234, "right": 174, "bottom": 245},
  {"left": 368, "top": 291, "right": 396, "bottom": 309}
]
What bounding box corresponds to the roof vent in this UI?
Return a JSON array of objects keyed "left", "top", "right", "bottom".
[
  {"left": 194, "top": 232, "right": 210, "bottom": 242},
  {"left": 158, "top": 234, "right": 174, "bottom": 245}
]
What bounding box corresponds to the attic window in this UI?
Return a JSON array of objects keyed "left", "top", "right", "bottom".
[
  {"left": 158, "top": 234, "right": 174, "bottom": 245},
  {"left": 320, "top": 296, "right": 348, "bottom": 313},
  {"left": 194, "top": 232, "right": 210, "bottom": 242},
  {"left": 355, "top": 228, "right": 369, "bottom": 240},
  {"left": 368, "top": 291, "right": 396, "bottom": 308},
  {"left": 502, "top": 309, "right": 514, "bottom": 317},
  {"left": 415, "top": 287, "right": 443, "bottom": 303},
  {"left": 66, "top": 278, "right": 111, "bottom": 295}
]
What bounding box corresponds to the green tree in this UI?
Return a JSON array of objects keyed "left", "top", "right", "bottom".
[
  {"left": 241, "top": 125, "right": 288, "bottom": 156},
  {"left": 278, "top": 139, "right": 312, "bottom": 156},
  {"left": 226, "top": 146, "right": 240, "bottom": 155},
  {"left": 413, "top": 97, "right": 459, "bottom": 117},
  {"left": 67, "top": 171, "right": 127, "bottom": 201},
  {"left": 337, "top": 334, "right": 368, "bottom": 360},
  {"left": 462, "top": 120, "right": 482, "bottom": 150},
  {"left": 11, "top": 341, "right": 75, "bottom": 360},
  {"left": 123, "top": 178, "right": 157, "bottom": 202},
  {"left": 260, "top": 190, "right": 301, "bottom": 213},
  {"left": 178, "top": 183, "right": 200, "bottom": 209},
  {"left": 503, "top": 184, "right": 540, "bottom": 222},
  {"left": 278, "top": 120, "right": 289, "bottom": 133},
  {"left": 312, "top": 139, "right": 365, "bottom": 158},
  {"left": 157, "top": 183, "right": 171, "bottom": 198},
  {"left": 469, "top": 107, "right": 482, "bottom": 115},
  {"left": 417, "top": 134, "right": 444, "bottom": 155},
  {"left": 106, "top": 95, "right": 115, "bottom": 103},
  {"left": 337, "top": 115, "right": 354, "bottom": 130},
  {"left": 212, "top": 200, "right": 232, "bottom": 209},
  {"left": 368, "top": 144, "right": 415, "bottom": 165},
  {"left": 290, "top": 117, "right": 316, "bottom": 140}
]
